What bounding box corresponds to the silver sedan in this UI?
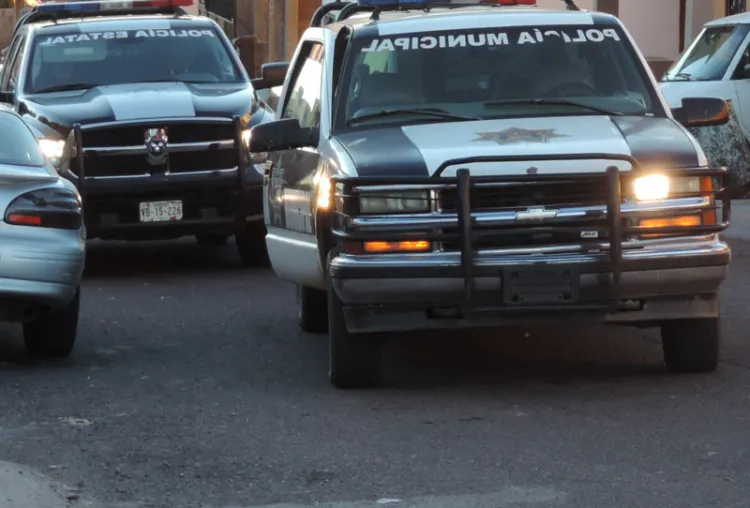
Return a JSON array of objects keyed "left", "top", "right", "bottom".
[{"left": 0, "top": 109, "right": 85, "bottom": 357}]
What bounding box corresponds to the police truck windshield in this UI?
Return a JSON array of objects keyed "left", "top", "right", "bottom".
[
  {"left": 25, "top": 27, "right": 243, "bottom": 94},
  {"left": 338, "top": 25, "right": 656, "bottom": 129}
]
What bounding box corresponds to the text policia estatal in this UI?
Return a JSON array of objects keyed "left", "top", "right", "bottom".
[
  {"left": 361, "top": 28, "right": 621, "bottom": 53},
  {"left": 38, "top": 29, "right": 216, "bottom": 46}
]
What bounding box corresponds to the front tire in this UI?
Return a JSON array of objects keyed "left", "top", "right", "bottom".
[
  {"left": 23, "top": 288, "right": 80, "bottom": 359},
  {"left": 661, "top": 317, "right": 720, "bottom": 373},
  {"left": 327, "top": 276, "right": 381, "bottom": 389},
  {"left": 235, "top": 222, "right": 270, "bottom": 267},
  {"left": 297, "top": 285, "right": 328, "bottom": 333}
]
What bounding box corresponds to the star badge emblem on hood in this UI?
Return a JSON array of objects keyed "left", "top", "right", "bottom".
[{"left": 473, "top": 127, "right": 568, "bottom": 145}]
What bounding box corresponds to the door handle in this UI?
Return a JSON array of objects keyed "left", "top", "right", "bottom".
[{"left": 263, "top": 161, "right": 272, "bottom": 177}]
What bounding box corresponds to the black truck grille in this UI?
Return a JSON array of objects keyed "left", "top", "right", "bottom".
[
  {"left": 72, "top": 122, "right": 238, "bottom": 178},
  {"left": 439, "top": 178, "right": 608, "bottom": 211}
]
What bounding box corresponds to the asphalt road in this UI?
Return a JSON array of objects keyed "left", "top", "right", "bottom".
[{"left": 3, "top": 207, "right": 750, "bottom": 508}]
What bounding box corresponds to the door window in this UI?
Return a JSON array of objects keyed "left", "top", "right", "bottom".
[
  {"left": 1, "top": 35, "right": 24, "bottom": 91},
  {"left": 7, "top": 37, "right": 26, "bottom": 92},
  {"left": 282, "top": 41, "right": 324, "bottom": 129}
]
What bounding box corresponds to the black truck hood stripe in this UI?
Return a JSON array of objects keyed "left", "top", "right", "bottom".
[
  {"left": 335, "top": 127, "right": 430, "bottom": 177},
  {"left": 610, "top": 116, "right": 701, "bottom": 168}
]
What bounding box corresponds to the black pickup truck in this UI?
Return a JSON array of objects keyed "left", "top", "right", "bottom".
[{"left": 0, "top": 0, "right": 285, "bottom": 265}]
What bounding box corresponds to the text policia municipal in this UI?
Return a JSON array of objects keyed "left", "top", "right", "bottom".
[
  {"left": 361, "top": 28, "right": 621, "bottom": 52},
  {"left": 39, "top": 29, "right": 216, "bottom": 46}
]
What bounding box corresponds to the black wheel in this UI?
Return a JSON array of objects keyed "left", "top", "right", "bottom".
[
  {"left": 297, "top": 284, "right": 328, "bottom": 333},
  {"left": 23, "top": 288, "right": 80, "bottom": 359},
  {"left": 196, "top": 234, "right": 229, "bottom": 247},
  {"left": 235, "top": 222, "right": 270, "bottom": 267},
  {"left": 661, "top": 317, "right": 720, "bottom": 373},
  {"left": 327, "top": 276, "right": 381, "bottom": 389}
]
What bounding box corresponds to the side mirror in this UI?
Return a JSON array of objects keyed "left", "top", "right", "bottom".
[
  {"left": 248, "top": 118, "right": 317, "bottom": 153},
  {"left": 671, "top": 97, "right": 729, "bottom": 128},
  {"left": 0, "top": 91, "right": 14, "bottom": 104},
  {"left": 251, "top": 62, "right": 288, "bottom": 91}
]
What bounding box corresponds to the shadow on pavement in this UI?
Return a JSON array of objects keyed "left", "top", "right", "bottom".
[
  {"left": 376, "top": 325, "right": 669, "bottom": 390},
  {"left": 83, "top": 237, "right": 256, "bottom": 278}
]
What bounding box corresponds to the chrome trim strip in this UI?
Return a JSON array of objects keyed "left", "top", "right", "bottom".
[
  {"left": 330, "top": 240, "right": 730, "bottom": 270},
  {"left": 83, "top": 139, "right": 235, "bottom": 156},
  {"left": 67, "top": 167, "right": 238, "bottom": 180},
  {"left": 347, "top": 197, "right": 712, "bottom": 231},
  {"left": 79, "top": 117, "right": 234, "bottom": 131}
]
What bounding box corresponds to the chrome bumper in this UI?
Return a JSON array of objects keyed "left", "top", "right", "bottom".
[
  {"left": 330, "top": 239, "right": 729, "bottom": 332},
  {"left": 332, "top": 238, "right": 729, "bottom": 302}
]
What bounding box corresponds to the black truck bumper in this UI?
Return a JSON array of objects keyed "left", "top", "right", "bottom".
[
  {"left": 328, "top": 156, "right": 732, "bottom": 333},
  {"left": 67, "top": 117, "right": 264, "bottom": 241}
]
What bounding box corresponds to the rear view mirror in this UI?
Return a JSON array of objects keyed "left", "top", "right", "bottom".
[
  {"left": 248, "top": 118, "right": 317, "bottom": 153},
  {"left": 251, "top": 62, "right": 288, "bottom": 91},
  {"left": 671, "top": 97, "right": 729, "bottom": 128}
]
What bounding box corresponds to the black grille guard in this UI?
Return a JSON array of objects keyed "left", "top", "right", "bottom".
[
  {"left": 330, "top": 154, "right": 731, "bottom": 311},
  {"left": 71, "top": 115, "right": 247, "bottom": 199}
]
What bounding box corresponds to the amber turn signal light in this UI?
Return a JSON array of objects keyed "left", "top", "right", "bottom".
[{"left": 363, "top": 240, "right": 431, "bottom": 253}]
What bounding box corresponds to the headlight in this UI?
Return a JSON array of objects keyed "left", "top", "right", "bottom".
[
  {"left": 632, "top": 174, "right": 701, "bottom": 201},
  {"left": 241, "top": 129, "right": 251, "bottom": 148},
  {"left": 241, "top": 129, "right": 268, "bottom": 175},
  {"left": 38, "top": 138, "right": 65, "bottom": 160},
  {"left": 359, "top": 191, "right": 430, "bottom": 214}
]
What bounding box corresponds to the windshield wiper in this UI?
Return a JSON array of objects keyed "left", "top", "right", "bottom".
[
  {"left": 34, "top": 83, "right": 98, "bottom": 94},
  {"left": 139, "top": 79, "right": 217, "bottom": 84},
  {"left": 667, "top": 72, "right": 694, "bottom": 81},
  {"left": 347, "top": 107, "right": 478, "bottom": 125},
  {"left": 484, "top": 98, "right": 628, "bottom": 116}
]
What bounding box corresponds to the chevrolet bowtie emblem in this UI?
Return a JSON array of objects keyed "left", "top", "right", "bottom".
[
  {"left": 473, "top": 127, "right": 567, "bottom": 145},
  {"left": 516, "top": 207, "right": 558, "bottom": 221}
]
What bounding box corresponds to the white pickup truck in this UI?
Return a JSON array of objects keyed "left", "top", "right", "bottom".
[{"left": 249, "top": 0, "right": 733, "bottom": 388}]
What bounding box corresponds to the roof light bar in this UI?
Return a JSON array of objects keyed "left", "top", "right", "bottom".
[
  {"left": 33, "top": 0, "right": 193, "bottom": 15},
  {"left": 353, "top": 0, "right": 535, "bottom": 7},
  {"left": 356, "top": 0, "right": 441, "bottom": 5}
]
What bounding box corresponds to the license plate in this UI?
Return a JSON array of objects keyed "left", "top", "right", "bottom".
[
  {"left": 139, "top": 200, "right": 183, "bottom": 223},
  {"left": 503, "top": 267, "right": 579, "bottom": 305}
]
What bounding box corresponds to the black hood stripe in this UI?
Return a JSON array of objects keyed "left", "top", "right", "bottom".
[
  {"left": 610, "top": 116, "right": 700, "bottom": 168},
  {"left": 336, "top": 127, "right": 430, "bottom": 177}
]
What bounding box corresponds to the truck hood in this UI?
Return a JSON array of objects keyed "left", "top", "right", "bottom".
[
  {"left": 335, "top": 115, "right": 703, "bottom": 177},
  {"left": 20, "top": 82, "right": 257, "bottom": 137}
]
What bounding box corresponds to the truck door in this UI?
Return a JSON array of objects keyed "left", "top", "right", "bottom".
[
  {"left": 264, "top": 39, "right": 326, "bottom": 284},
  {"left": 729, "top": 33, "right": 750, "bottom": 140}
]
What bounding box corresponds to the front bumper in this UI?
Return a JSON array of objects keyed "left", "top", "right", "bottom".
[
  {"left": 65, "top": 117, "right": 264, "bottom": 241},
  {"left": 331, "top": 239, "right": 728, "bottom": 332},
  {"left": 329, "top": 156, "right": 732, "bottom": 333}
]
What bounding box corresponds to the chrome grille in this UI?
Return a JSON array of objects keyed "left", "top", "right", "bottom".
[{"left": 71, "top": 120, "right": 238, "bottom": 178}]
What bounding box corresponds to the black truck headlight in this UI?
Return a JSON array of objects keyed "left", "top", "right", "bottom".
[
  {"left": 632, "top": 174, "right": 701, "bottom": 201},
  {"left": 38, "top": 138, "right": 66, "bottom": 164},
  {"left": 359, "top": 191, "right": 430, "bottom": 214}
]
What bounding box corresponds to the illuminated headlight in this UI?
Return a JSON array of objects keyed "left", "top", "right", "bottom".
[
  {"left": 38, "top": 138, "right": 65, "bottom": 160},
  {"left": 632, "top": 175, "right": 701, "bottom": 201},
  {"left": 359, "top": 191, "right": 430, "bottom": 214},
  {"left": 241, "top": 129, "right": 251, "bottom": 148},
  {"left": 241, "top": 129, "right": 268, "bottom": 175}
]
